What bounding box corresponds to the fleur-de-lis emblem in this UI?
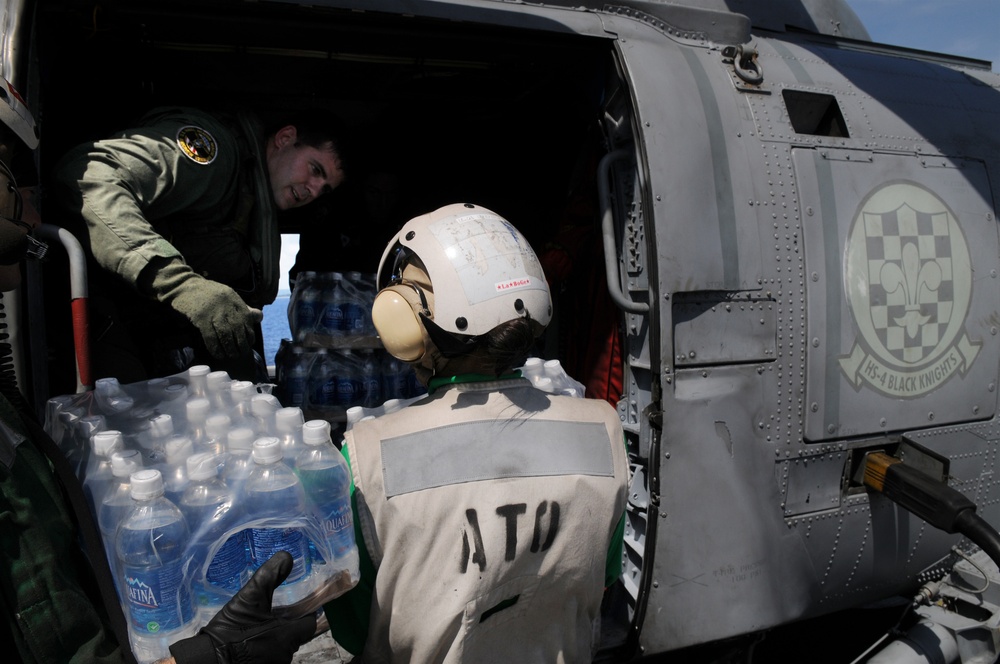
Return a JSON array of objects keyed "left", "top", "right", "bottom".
[{"left": 879, "top": 242, "right": 942, "bottom": 338}]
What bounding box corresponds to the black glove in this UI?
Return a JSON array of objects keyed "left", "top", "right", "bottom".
[{"left": 168, "top": 552, "right": 318, "bottom": 664}]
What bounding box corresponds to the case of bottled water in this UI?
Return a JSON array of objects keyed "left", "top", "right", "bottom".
[{"left": 44, "top": 366, "right": 362, "bottom": 660}]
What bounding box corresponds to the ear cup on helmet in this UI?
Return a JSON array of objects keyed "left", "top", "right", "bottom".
[{"left": 372, "top": 285, "right": 426, "bottom": 361}]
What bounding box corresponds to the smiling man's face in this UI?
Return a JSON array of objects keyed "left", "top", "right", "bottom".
[{"left": 266, "top": 125, "right": 344, "bottom": 210}]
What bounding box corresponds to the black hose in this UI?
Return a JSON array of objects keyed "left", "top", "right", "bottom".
[{"left": 954, "top": 509, "right": 1000, "bottom": 572}]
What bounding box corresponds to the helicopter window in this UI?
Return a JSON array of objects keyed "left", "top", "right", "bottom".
[{"left": 782, "top": 90, "right": 849, "bottom": 138}]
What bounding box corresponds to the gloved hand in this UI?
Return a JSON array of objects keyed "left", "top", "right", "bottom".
[
  {"left": 168, "top": 551, "right": 318, "bottom": 664},
  {"left": 142, "top": 259, "right": 257, "bottom": 359}
]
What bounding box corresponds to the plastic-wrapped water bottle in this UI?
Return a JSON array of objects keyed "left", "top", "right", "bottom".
[
  {"left": 228, "top": 381, "right": 257, "bottom": 430},
  {"left": 244, "top": 437, "right": 314, "bottom": 607},
  {"left": 204, "top": 413, "right": 232, "bottom": 458},
  {"left": 74, "top": 414, "right": 108, "bottom": 479},
  {"left": 95, "top": 376, "right": 135, "bottom": 415},
  {"left": 542, "top": 358, "right": 585, "bottom": 397},
  {"left": 141, "top": 413, "right": 177, "bottom": 453},
  {"left": 360, "top": 349, "right": 382, "bottom": 409},
  {"left": 318, "top": 272, "right": 346, "bottom": 338},
  {"left": 521, "top": 357, "right": 544, "bottom": 386},
  {"left": 180, "top": 453, "right": 248, "bottom": 625},
  {"left": 250, "top": 394, "right": 281, "bottom": 436},
  {"left": 77, "top": 414, "right": 108, "bottom": 447},
  {"left": 381, "top": 351, "right": 408, "bottom": 401},
  {"left": 341, "top": 272, "right": 367, "bottom": 336},
  {"left": 348, "top": 271, "right": 377, "bottom": 336},
  {"left": 160, "top": 383, "right": 190, "bottom": 421},
  {"left": 85, "top": 429, "right": 125, "bottom": 513},
  {"left": 98, "top": 448, "right": 144, "bottom": 584},
  {"left": 345, "top": 406, "right": 364, "bottom": 432},
  {"left": 306, "top": 348, "right": 337, "bottom": 414},
  {"left": 206, "top": 371, "right": 233, "bottom": 412},
  {"left": 292, "top": 271, "right": 321, "bottom": 341},
  {"left": 284, "top": 345, "right": 312, "bottom": 409},
  {"left": 117, "top": 469, "right": 197, "bottom": 662},
  {"left": 186, "top": 365, "right": 211, "bottom": 399},
  {"left": 185, "top": 397, "right": 212, "bottom": 448},
  {"left": 221, "top": 426, "right": 256, "bottom": 493},
  {"left": 162, "top": 435, "right": 194, "bottom": 505},
  {"left": 296, "top": 420, "right": 358, "bottom": 575},
  {"left": 274, "top": 407, "right": 304, "bottom": 464},
  {"left": 335, "top": 350, "right": 362, "bottom": 408}
]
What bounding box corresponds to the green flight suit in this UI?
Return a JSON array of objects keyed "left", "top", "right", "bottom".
[{"left": 53, "top": 107, "right": 278, "bottom": 380}]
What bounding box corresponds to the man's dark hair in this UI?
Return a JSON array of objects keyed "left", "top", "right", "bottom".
[{"left": 270, "top": 108, "right": 351, "bottom": 175}]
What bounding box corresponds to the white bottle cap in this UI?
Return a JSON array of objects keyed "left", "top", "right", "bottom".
[
  {"left": 275, "top": 407, "right": 304, "bottom": 433},
  {"left": 186, "top": 452, "right": 219, "bottom": 481},
  {"left": 347, "top": 406, "right": 364, "bottom": 424},
  {"left": 230, "top": 381, "right": 256, "bottom": 402},
  {"left": 165, "top": 436, "right": 194, "bottom": 463},
  {"left": 130, "top": 469, "right": 164, "bottom": 500},
  {"left": 149, "top": 414, "right": 174, "bottom": 438},
  {"left": 207, "top": 370, "right": 232, "bottom": 393},
  {"left": 78, "top": 415, "right": 106, "bottom": 437},
  {"left": 383, "top": 399, "right": 402, "bottom": 414},
  {"left": 186, "top": 397, "right": 211, "bottom": 422},
  {"left": 188, "top": 365, "right": 211, "bottom": 378},
  {"left": 228, "top": 427, "right": 256, "bottom": 451},
  {"left": 206, "top": 413, "right": 232, "bottom": 439},
  {"left": 251, "top": 394, "right": 280, "bottom": 416},
  {"left": 522, "top": 357, "right": 544, "bottom": 377},
  {"left": 302, "top": 420, "right": 332, "bottom": 446},
  {"left": 535, "top": 377, "right": 554, "bottom": 392},
  {"left": 110, "top": 449, "right": 142, "bottom": 478},
  {"left": 92, "top": 430, "right": 124, "bottom": 457},
  {"left": 252, "top": 437, "right": 283, "bottom": 464},
  {"left": 164, "top": 383, "right": 188, "bottom": 401}
]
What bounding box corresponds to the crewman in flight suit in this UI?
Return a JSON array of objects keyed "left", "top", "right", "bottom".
[
  {"left": 52, "top": 106, "right": 347, "bottom": 382},
  {"left": 323, "top": 203, "right": 631, "bottom": 663},
  {"left": 0, "top": 144, "right": 317, "bottom": 664}
]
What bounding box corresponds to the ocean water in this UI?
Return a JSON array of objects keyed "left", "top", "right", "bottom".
[{"left": 262, "top": 293, "right": 292, "bottom": 367}]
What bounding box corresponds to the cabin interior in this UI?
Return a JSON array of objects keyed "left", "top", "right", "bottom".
[{"left": 33, "top": 1, "right": 630, "bottom": 402}]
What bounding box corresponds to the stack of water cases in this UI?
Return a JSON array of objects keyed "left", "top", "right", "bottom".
[
  {"left": 275, "top": 271, "right": 425, "bottom": 428},
  {"left": 44, "top": 367, "right": 360, "bottom": 664}
]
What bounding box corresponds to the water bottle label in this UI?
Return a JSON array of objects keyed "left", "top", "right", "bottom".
[
  {"left": 122, "top": 561, "right": 194, "bottom": 635},
  {"left": 336, "top": 376, "right": 361, "bottom": 407},
  {"left": 249, "top": 527, "right": 310, "bottom": 581},
  {"left": 296, "top": 300, "right": 319, "bottom": 331},
  {"left": 327, "top": 501, "right": 355, "bottom": 557},
  {"left": 320, "top": 303, "right": 344, "bottom": 334},
  {"left": 311, "top": 377, "right": 337, "bottom": 408},
  {"left": 344, "top": 303, "right": 366, "bottom": 333},
  {"left": 206, "top": 531, "right": 248, "bottom": 592}
]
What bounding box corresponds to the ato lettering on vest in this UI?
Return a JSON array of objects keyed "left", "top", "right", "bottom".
[{"left": 461, "top": 501, "right": 561, "bottom": 573}]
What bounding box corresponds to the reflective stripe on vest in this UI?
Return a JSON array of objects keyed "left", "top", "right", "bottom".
[{"left": 381, "top": 419, "right": 614, "bottom": 497}]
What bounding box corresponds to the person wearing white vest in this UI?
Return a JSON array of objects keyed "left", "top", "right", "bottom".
[{"left": 322, "top": 203, "right": 630, "bottom": 663}]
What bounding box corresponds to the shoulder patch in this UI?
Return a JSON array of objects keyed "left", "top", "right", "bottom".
[{"left": 176, "top": 125, "right": 218, "bottom": 165}]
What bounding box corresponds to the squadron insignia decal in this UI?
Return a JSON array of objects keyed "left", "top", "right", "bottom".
[
  {"left": 176, "top": 126, "right": 217, "bottom": 165},
  {"left": 839, "top": 181, "right": 980, "bottom": 398}
]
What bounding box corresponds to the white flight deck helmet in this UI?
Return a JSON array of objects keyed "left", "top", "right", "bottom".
[{"left": 372, "top": 203, "right": 552, "bottom": 363}]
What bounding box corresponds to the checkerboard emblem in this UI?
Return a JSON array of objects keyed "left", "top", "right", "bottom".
[{"left": 839, "top": 182, "right": 980, "bottom": 398}]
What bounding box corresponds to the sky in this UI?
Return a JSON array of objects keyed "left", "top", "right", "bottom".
[
  {"left": 277, "top": 0, "right": 1000, "bottom": 293},
  {"left": 847, "top": 0, "right": 999, "bottom": 71}
]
